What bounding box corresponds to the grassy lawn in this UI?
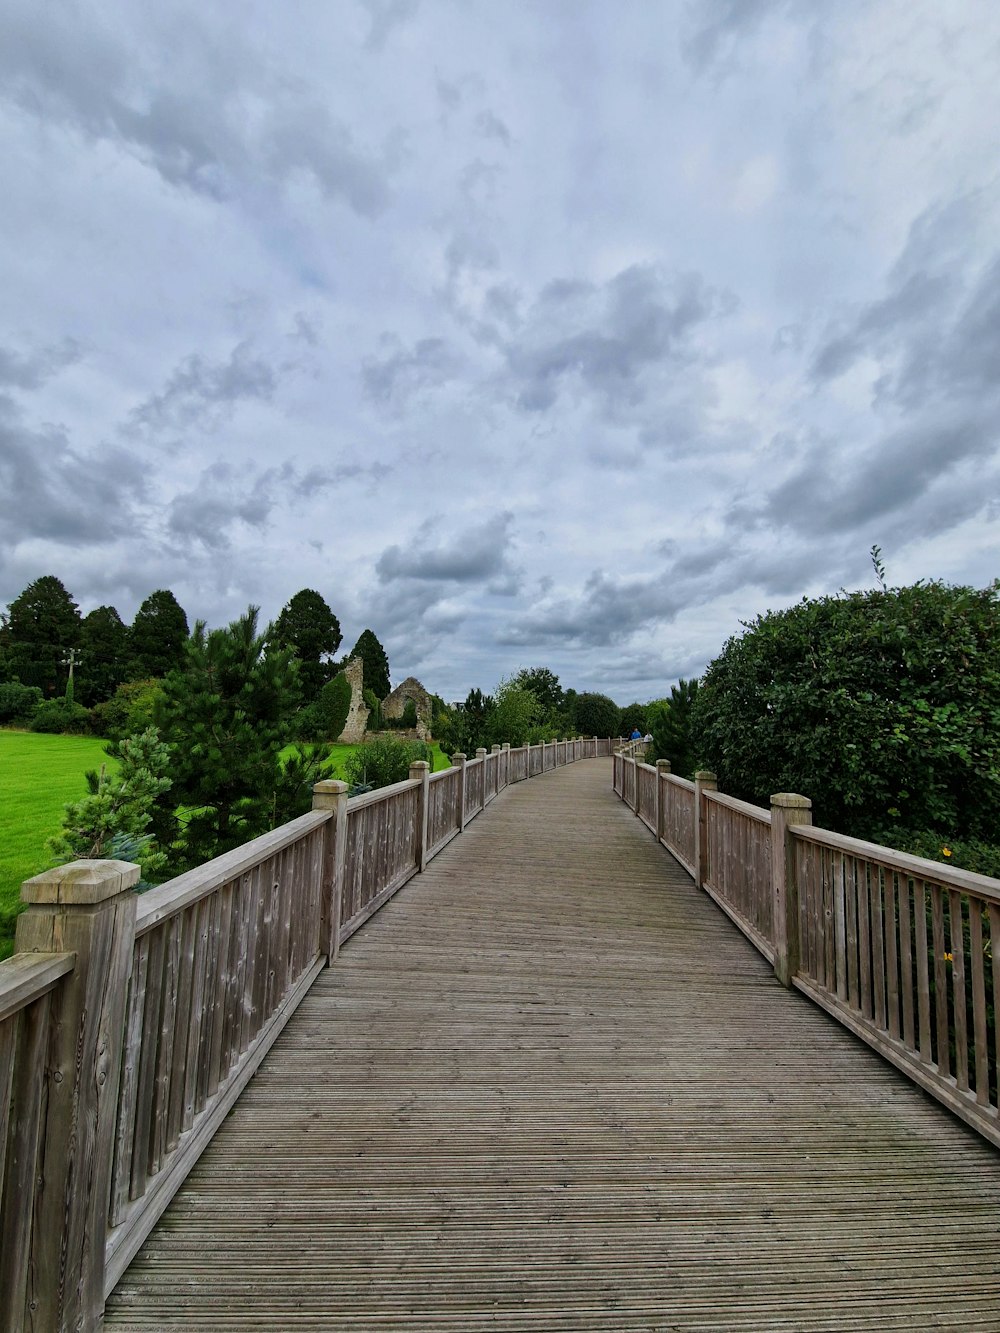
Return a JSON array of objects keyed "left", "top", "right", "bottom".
[{"left": 1, "top": 731, "right": 447, "bottom": 961}]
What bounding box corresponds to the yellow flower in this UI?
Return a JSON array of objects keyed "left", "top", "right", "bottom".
[
  {"left": 941, "top": 847, "right": 952, "bottom": 857},
  {"left": 943, "top": 952, "right": 953, "bottom": 963}
]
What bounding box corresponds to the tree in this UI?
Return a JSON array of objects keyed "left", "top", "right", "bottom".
[
  {"left": 486, "top": 678, "right": 541, "bottom": 747},
  {"left": 512, "top": 667, "right": 564, "bottom": 722},
  {"left": 1, "top": 574, "right": 81, "bottom": 694},
  {"left": 316, "top": 672, "right": 352, "bottom": 739},
  {"left": 272, "top": 588, "right": 342, "bottom": 701},
  {"left": 692, "top": 579, "right": 1000, "bottom": 841},
  {"left": 77, "top": 605, "right": 128, "bottom": 705},
  {"left": 573, "top": 692, "right": 621, "bottom": 738},
  {"left": 155, "top": 606, "right": 302, "bottom": 868},
  {"left": 129, "top": 589, "right": 189, "bottom": 680},
  {"left": 647, "top": 680, "right": 699, "bottom": 778},
  {"left": 48, "top": 728, "right": 172, "bottom": 884},
  {"left": 348, "top": 628, "right": 390, "bottom": 700},
  {"left": 619, "top": 702, "right": 649, "bottom": 737}
]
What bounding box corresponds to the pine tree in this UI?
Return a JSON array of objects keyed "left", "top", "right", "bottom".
[
  {"left": 1, "top": 574, "right": 81, "bottom": 694},
  {"left": 129, "top": 589, "right": 189, "bottom": 679},
  {"left": 155, "top": 606, "right": 301, "bottom": 868},
  {"left": 349, "top": 628, "right": 391, "bottom": 700},
  {"left": 272, "top": 588, "right": 342, "bottom": 701}
]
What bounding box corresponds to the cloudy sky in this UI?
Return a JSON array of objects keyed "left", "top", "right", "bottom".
[{"left": 2, "top": 0, "right": 999, "bottom": 703}]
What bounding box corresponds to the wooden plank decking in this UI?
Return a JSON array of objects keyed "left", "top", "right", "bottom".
[{"left": 105, "top": 759, "right": 1000, "bottom": 1331}]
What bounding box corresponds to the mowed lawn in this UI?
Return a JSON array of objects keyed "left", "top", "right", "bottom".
[
  {"left": 1, "top": 732, "right": 447, "bottom": 960},
  {"left": 0, "top": 731, "right": 119, "bottom": 959}
]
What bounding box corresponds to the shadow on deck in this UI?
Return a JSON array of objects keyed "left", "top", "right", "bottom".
[{"left": 106, "top": 760, "right": 1000, "bottom": 1331}]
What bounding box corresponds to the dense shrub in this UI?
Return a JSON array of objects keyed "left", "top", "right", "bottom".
[
  {"left": 344, "top": 736, "right": 430, "bottom": 791},
  {"left": 30, "top": 697, "right": 93, "bottom": 734},
  {"left": 573, "top": 692, "right": 621, "bottom": 738},
  {"left": 693, "top": 579, "right": 1000, "bottom": 842},
  {"left": 91, "top": 678, "right": 165, "bottom": 740},
  {"left": 0, "top": 681, "right": 43, "bottom": 725}
]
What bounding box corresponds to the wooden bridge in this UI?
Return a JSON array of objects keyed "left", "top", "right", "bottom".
[{"left": 4, "top": 746, "right": 1000, "bottom": 1329}]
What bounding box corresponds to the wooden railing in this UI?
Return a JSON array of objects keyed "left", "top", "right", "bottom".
[
  {"left": 613, "top": 750, "right": 1000, "bottom": 1151},
  {"left": 1, "top": 736, "right": 614, "bottom": 1331}
]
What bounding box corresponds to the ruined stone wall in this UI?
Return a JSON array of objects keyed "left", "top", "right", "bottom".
[
  {"left": 335, "top": 655, "right": 370, "bottom": 744},
  {"left": 383, "top": 676, "right": 433, "bottom": 739}
]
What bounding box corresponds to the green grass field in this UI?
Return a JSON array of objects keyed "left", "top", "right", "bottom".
[{"left": 1, "top": 731, "right": 446, "bottom": 961}]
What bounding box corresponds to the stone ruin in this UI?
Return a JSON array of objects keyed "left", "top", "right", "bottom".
[
  {"left": 382, "top": 676, "right": 433, "bottom": 740},
  {"left": 334, "top": 662, "right": 434, "bottom": 743}
]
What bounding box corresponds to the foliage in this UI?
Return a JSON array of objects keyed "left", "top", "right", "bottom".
[
  {"left": 77, "top": 604, "right": 128, "bottom": 705},
  {"left": 868, "top": 828, "right": 1000, "bottom": 884},
  {"left": 47, "top": 728, "right": 172, "bottom": 883},
  {"left": 573, "top": 692, "right": 621, "bottom": 738},
  {"left": 363, "top": 687, "right": 383, "bottom": 730},
  {"left": 318, "top": 672, "right": 352, "bottom": 738},
  {"left": 434, "top": 688, "right": 494, "bottom": 758},
  {"left": 648, "top": 680, "right": 700, "bottom": 778},
  {"left": 512, "top": 666, "right": 563, "bottom": 716},
  {"left": 270, "top": 745, "right": 335, "bottom": 826},
  {"left": 128, "top": 589, "right": 189, "bottom": 680},
  {"left": 91, "top": 678, "right": 166, "bottom": 741},
  {"left": 486, "top": 679, "right": 542, "bottom": 747},
  {"left": 693, "top": 579, "right": 1000, "bottom": 842},
  {"left": 349, "top": 628, "right": 391, "bottom": 700},
  {"left": 1, "top": 574, "right": 81, "bottom": 694},
  {"left": 344, "top": 735, "right": 430, "bottom": 791},
  {"left": 0, "top": 680, "right": 43, "bottom": 724},
  {"left": 31, "top": 697, "right": 92, "bottom": 734},
  {"left": 155, "top": 606, "right": 301, "bottom": 869},
  {"left": 272, "top": 588, "right": 342, "bottom": 701},
  {"left": 619, "top": 702, "right": 648, "bottom": 737},
  {"left": 401, "top": 697, "right": 418, "bottom": 728}
]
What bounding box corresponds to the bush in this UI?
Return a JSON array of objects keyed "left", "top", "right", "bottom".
[
  {"left": 0, "top": 681, "right": 43, "bottom": 725},
  {"left": 91, "top": 678, "right": 165, "bottom": 740},
  {"left": 573, "top": 692, "right": 621, "bottom": 738},
  {"left": 30, "top": 698, "right": 93, "bottom": 734},
  {"left": 344, "top": 736, "right": 430, "bottom": 791},
  {"left": 693, "top": 578, "right": 1000, "bottom": 842}
]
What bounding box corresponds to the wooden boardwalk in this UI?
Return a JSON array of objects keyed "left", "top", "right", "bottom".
[{"left": 105, "top": 760, "right": 1000, "bottom": 1331}]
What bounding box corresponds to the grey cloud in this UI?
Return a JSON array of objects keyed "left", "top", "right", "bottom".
[
  {"left": 502, "top": 568, "right": 686, "bottom": 649},
  {"left": 129, "top": 341, "right": 276, "bottom": 436},
  {"left": 765, "top": 414, "right": 995, "bottom": 536},
  {"left": 363, "top": 0, "right": 420, "bottom": 53},
  {"left": 0, "top": 397, "right": 145, "bottom": 546},
  {"left": 0, "top": 339, "right": 81, "bottom": 390},
  {"left": 362, "top": 336, "right": 461, "bottom": 406},
  {"left": 681, "top": 0, "right": 792, "bottom": 72},
  {"left": 165, "top": 460, "right": 337, "bottom": 550},
  {"left": 503, "top": 265, "right": 725, "bottom": 415},
  {"left": 475, "top": 110, "right": 511, "bottom": 147},
  {"left": 377, "top": 512, "right": 515, "bottom": 583},
  {"left": 0, "top": 2, "right": 391, "bottom": 213}
]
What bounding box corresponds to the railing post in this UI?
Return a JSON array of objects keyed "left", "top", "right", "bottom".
[
  {"left": 13, "top": 859, "right": 140, "bottom": 1332},
  {"left": 501, "top": 742, "right": 510, "bottom": 789},
  {"left": 313, "top": 779, "right": 349, "bottom": 960},
  {"left": 630, "top": 756, "right": 640, "bottom": 814},
  {"left": 693, "top": 770, "right": 717, "bottom": 890},
  {"left": 476, "top": 748, "right": 488, "bottom": 810},
  {"left": 409, "top": 760, "right": 430, "bottom": 871},
  {"left": 771, "top": 793, "right": 813, "bottom": 988},
  {"left": 655, "top": 759, "right": 671, "bottom": 844},
  {"left": 452, "top": 753, "right": 467, "bottom": 830}
]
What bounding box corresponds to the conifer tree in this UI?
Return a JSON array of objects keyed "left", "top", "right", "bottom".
[{"left": 348, "top": 628, "right": 391, "bottom": 700}]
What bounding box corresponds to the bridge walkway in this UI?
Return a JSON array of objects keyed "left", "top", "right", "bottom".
[{"left": 105, "top": 759, "right": 1000, "bottom": 1330}]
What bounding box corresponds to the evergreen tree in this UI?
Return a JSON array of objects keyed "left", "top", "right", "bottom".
[
  {"left": 48, "top": 728, "right": 172, "bottom": 884},
  {"left": 349, "top": 628, "right": 391, "bottom": 699},
  {"left": 272, "top": 588, "right": 342, "bottom": 701},
  {"left": 573, "top": 692, "right": 621, "bottom": 738},
  {"left": 155, "top": 606, "right": 301, "bottom": 868},
  {"left": 77, "top": 605, "right": 128, "bottom": 705},
  {"left": 1, "top": 574, "right": 81, "bottom": 694},
  {"left": 648, "top": 680, "right": 700, "bottom": 778},
  {"left": 129, "top": 589, "right": 189, "bottom": 680}
]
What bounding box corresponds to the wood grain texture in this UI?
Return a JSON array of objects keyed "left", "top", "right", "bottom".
[{"left": 106, "top": 761, "right": 1000, "bottom": 1332}]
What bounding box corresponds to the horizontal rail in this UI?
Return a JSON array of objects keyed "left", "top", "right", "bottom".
[
  {"left": 0, "top": 951, "right": 76, "bottom": 1023},
  {"left": 792, "top": 823, "right": 1000, "bottom": 905},
  {"left": 703, "top": 788, "right": 771, "bottom": 824},
  {"left": 135, "top": 810, "right": 331, "bottom": 936}
]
